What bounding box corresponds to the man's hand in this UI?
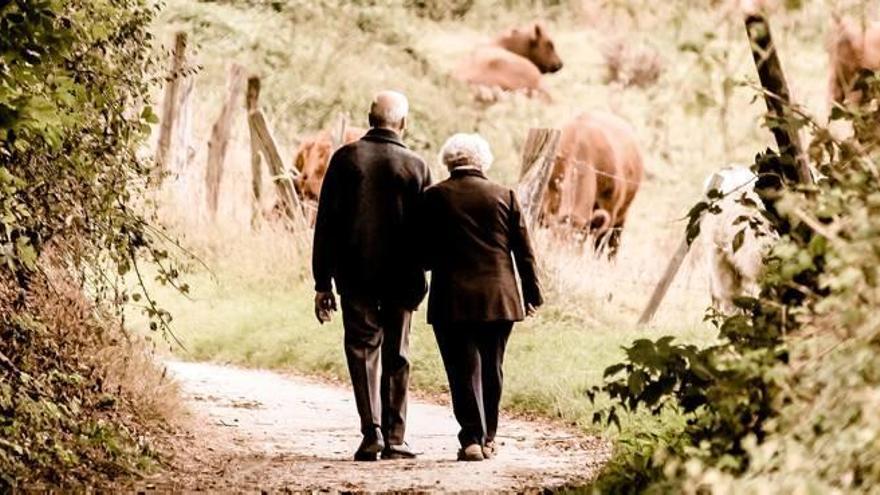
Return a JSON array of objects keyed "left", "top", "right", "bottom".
[{"left": 314, "top": 291, "right": 338, "bottom": 324}]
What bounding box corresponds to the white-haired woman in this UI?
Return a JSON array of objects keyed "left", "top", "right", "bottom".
[{"left": 421, "top": 133, "right": 543, "bottom": 461}]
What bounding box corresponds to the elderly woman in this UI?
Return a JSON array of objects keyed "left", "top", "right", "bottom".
[{"left": 421, "top": 133, "right": 543, "bottom": 462}]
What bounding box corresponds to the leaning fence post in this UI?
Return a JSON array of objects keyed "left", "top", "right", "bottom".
[
  {"left": 245, "top": 76, "right": 309, "bottom": 237},
  {"left": 246, "top": 76, "right": 263, "bottom": 225},
  {"left": 744, "top": 12, "right": 812, "bottom": 186},
  {"left": 638, "top": 173, "right": 725, "bottom": 325},
  {"left": 205, "top": 63, "right": 245, "bottom": 218},
  {"left": 517, "top": 128, "right": 561, "bottom": 230}
]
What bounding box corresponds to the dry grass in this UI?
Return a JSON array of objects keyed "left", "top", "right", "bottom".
[
  {"left": 40, "top": 266, "right": 181, "bottom": 427},
  {"left": 0, "top": 261, "right": 181, "bottom": 486}
]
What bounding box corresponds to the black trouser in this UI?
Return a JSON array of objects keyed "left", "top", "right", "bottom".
[
  {"left": 432, "top": 321, "right": 513, "bottom": 448},
  {"left": 341, "top": 297, "right": 412, "bottom": 445}
]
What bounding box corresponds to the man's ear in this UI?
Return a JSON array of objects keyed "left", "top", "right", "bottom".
[{"left": 399, "top": 116, "right": 407, "bottom": 133}]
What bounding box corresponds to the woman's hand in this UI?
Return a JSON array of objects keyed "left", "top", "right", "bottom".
[{"left": 526, "top": 303, "right": 538, "bottom": 317}]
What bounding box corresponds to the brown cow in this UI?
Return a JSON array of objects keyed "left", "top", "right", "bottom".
[
  {"left": 542, "top": 111, "right": 643, "bottom": 257},
  {"left": 828, "top": 16, "right": 880, "bottom": 106},
  {"left": 454, "top": 22, "right": 563, "bottom": 101},
  {"left": 292, "top": 126, "right": 367, "bottom": 203}
]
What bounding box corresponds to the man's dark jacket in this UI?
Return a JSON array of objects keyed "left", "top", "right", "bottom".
[
  {"left": 421, "top": 168, "right": 543, "bottom": 325},
  {"left": 312, "top": 128, "right": 432, "bottom": 309}
]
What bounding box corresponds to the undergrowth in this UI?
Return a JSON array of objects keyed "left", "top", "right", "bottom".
[{"left": 1, "top": 0, "right": 183, "bottom": 488}]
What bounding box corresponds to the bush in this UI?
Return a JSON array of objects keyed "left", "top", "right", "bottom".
[
  {"left": 1, "top": 0, "right": 181, "bottom": 488},
  {"left": 602, "top": 39, "right": 664, "bottom": 89},
  {"left": 0, "top": 269, "right": 178, "bottom": 488},
  {"left": 588, "top": 44, "right": 880, "bottom": 495}
]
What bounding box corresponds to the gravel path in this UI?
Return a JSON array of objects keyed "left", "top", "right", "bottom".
[{"left": 139, "top": 361, "right": 610, "bottom": 493}]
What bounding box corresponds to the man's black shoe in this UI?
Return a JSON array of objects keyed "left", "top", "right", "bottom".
[
  {"left": 354, "top": 428, "right": 385, "bottom": 462},
  {"left": 381, "top": 442, "right": 418, "bottom": 460}
]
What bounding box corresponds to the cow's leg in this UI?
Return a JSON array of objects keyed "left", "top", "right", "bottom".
[
  {"left": 590, "top": 209, "right": 615, "bottom": 258},
  {"left": 606, "top": 228, "right": 623, "bottom": 259},
  {"left": 592, "top": 228, "right": 619, "bottom": 260}
]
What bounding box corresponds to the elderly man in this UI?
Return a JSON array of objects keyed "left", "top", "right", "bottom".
[
  {"left": 421, "top": 133, "right": 543, "bottom": 461},
  {"left": 312, "top": 91, "right": 431, "bottom": 461}
]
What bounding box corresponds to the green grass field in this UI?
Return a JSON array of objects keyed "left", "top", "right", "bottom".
[{"left": 137, "top": 242, "right": 712, "bottom": 436}]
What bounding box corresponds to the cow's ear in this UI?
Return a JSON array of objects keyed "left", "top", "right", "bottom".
[{"left": 533, "top": 23, "right": 544, "bottom": 40}]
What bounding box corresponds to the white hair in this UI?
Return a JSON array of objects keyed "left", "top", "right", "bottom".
[
  {"left": 370, "top": 90, "right": 409, "bottom": 127},
  {"left": 440, "top": 133, "right": 494, "bottom": 171}
]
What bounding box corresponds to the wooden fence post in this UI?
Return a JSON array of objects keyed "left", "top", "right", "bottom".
[
  {"left": 205, "top": 63, "right": 245, "bottom": 217},
  {"left": 331, "top": 113, "right": 348, "bottom": 153},
  {"left": 744, "top": 13, "right": 812, "bottom": 186},
  {"left": 517, "top": 128, "right": 561, "bottom": 230},
  {"left": 638, "top": 173, "right": 725, "bottom": 325},
  {"left": 245, "top": 76, "right": 309, "bottom": 236},
  {"left": 246, "top": 76, "right": 263, "bottom": 224},
  {"left": 155, "top": 32, "right": 190, "bottom": 180}
]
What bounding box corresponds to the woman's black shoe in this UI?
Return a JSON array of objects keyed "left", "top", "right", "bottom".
[{"left": 354, "top": 427, "right": 385, "bottom": 462}]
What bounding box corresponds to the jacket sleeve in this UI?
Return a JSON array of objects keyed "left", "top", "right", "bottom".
[
  {"left": 509, "top": 190, "right": 544, "bottom": 308},
  {"left": 312, "top": 152, "right": 344, "bottom": 293},
  {"left": 414, "top": 159, "right": 434, "bottom": 270},
  {"left": 418, "top": 189, "right": 435, "bottom": 272},
  {"left": 421, "top": 160, "right": 434, "bottom": 190}
]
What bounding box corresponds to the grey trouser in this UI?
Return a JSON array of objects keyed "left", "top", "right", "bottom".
[{"left": 341, "top": 297, "right": 412, "bottom": 444}]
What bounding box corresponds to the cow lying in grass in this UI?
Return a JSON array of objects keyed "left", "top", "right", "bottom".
[{"left": 454, "top": 22, "right": 563, "bottom": 102}]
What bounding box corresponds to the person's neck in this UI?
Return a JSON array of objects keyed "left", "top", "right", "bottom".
[{"left": 372, "top": 126, "right": 402, "bottom": 135}]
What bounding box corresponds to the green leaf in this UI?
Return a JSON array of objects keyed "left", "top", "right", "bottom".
[
  {"left": 141, "top": 105, "right": 159, "bottom": 124},
  {"left": 15, "top": 237, "right": 37, "bottom": 270},
  {"left": 732, "top": 229, "right": 746, "bottom": 253}
]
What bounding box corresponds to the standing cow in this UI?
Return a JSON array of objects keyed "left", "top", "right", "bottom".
[
  {"left": 454, "top": 22, "right": 564, "bottom": 101},
  {"left": 542, "top": 111, "right": 644, "bottom": 257},
  {"left": 293, "top": 126, "right": 367, "bottom": 203},
  {"left": 828, "top": 16, "right": 880, "bottom": 106}
]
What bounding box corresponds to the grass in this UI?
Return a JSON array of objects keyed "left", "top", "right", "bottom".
[
  {"left": 135, "top": 0, "right": 863, "bottom": 488},
  {"left": 135, "top": 214, "right": 716, "bottom": 431}
]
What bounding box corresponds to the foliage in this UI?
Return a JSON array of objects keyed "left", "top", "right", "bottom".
[
  {"left": 589, "top": 51, "right": 880, "bottom": 494},
  {"left": 1, "top": 0, "right": 180, "bottom": 488},
  {"left": 0, "top": 270, "right": 175, "bottom": 489}
]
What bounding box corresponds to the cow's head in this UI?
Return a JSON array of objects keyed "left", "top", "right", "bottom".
[
  {"left": 293, "top": 137, "right": 332, "bottom": 203},
  {"left": 505, "top": 22, "right": 564, "bottom": 74}
]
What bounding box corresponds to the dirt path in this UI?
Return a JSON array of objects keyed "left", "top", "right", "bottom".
[{"left": 140, "top": 361, "right": 610, "bottom": 493}]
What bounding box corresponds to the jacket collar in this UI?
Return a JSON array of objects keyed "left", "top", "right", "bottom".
[
  {"left": 450, "top": 167, "right": 487, "bottom": 180},
  {"left": 362, "top": 127, "right": 407, "bottom": 149}
]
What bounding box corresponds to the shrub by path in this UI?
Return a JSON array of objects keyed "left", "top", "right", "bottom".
[{"left": 140, "top": 361, "right": 610, "bottom": 492}]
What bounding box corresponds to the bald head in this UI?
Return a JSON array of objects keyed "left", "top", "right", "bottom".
[{"left": 369, "top": 90, "right": 409, "bottom": 132}]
